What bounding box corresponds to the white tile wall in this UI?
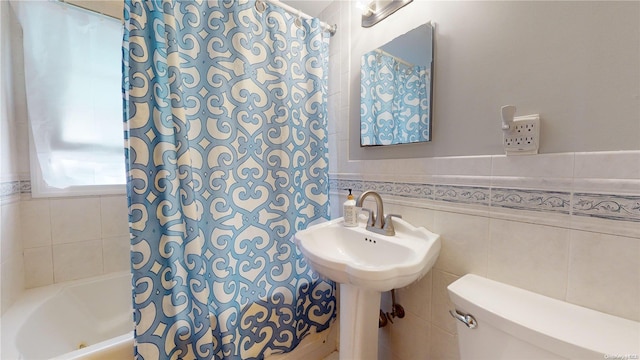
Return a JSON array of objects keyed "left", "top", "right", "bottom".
[
  {"left": 101, "top": 196, "right": 130, "bottom": 237},
  {"left": 20, "top": 194, "right": 130, "bottom": 288},
  {"left": 2, "top": 182, "right": 130, "bottom": 292},
  {"left": 330, "top": 183, "right": 640, "bottom": 360},
  {"left": 395, "top": 270, "right": 432, "bottom": 322},
  {"left": 1, "top": 255, "right": 24, "bottom": 315},
  {"left": 491, "top": 153, "right": 575, "bottom": 179},
  {"left": 50, "top": 198, "right": 102, "bottom": 244},
  {"left": 23, "top": 246, "right": 53, "bottom": 288},
  {"left": 1, "top": 0, "right": 27, "bottom": 313},
  {"left": 329, "top": 157, "right": 640, "bottom": 360},
  {"left": 566, "top": 231, "right": 640, "bottom": 321},
  {"left": 430, "top": 324, "right": 459, "bottom": 360},
  {"left": 20, "top": 199, "right": 51, "bottom": 248},
  {"left": 0, "top": 200, "right": 24, "bottom": 314},
  {"left": 53, "top": 239, "right": 103, "bottom": 282},
  {"left": 487, "top": 219, "right": 571, "bottom": 299},
  {"left": 379, "top": 306, "right": 431, "bottom": 360},
  {"left": 103, "top": 235, "right": 131, "bottom": 273},
  {"left": 430, "top": 270, "right": 460, "bottom": 336},
  {"left": 574, "top": 151, "right": 640, "bottom": 180},
  {"left": 1, "top": 201, "right": 21, "bottom": 264},
  {"left": 432, "top": 212, "right": 489, "bottom": 277}
]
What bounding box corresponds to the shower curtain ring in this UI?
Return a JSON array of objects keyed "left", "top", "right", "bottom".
[{"left": 294, "top": 9, "right": 303, "bottom": 28}]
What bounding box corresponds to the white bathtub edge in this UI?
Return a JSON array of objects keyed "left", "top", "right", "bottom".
[
  {"left": 0, "top": 271, "right": 131, "bottom": 360},
  {"left": 50, "top": 332, "right": 134, "bottom": 360}
]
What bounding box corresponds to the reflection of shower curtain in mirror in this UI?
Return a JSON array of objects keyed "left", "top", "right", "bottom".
[
  {"left": 360, "top": 51, "right": 430, "bottom": 145},
  {"left": 122, "top": 0, "right": 335, "bottom": 359}
]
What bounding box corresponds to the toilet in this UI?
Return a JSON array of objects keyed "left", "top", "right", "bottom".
[{"left": 448, "top": 274, "right": 640, "bottom": 360}]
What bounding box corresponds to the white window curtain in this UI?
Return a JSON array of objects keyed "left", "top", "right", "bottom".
[{"left": 12, "top": 0, "right": 124, "bottom": 195}]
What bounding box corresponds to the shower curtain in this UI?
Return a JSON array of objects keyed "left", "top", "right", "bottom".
[
  {"left": 122, "top": 1, "right": 335, "bottom": 359},
  {"left": 360, "top": 50, "right": 430, "bottom": 145}
]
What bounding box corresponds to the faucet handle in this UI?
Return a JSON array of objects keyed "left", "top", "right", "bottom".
[
  {"left": 360, "top": 208, "right": 375, "bottom": 226},
  {"left": 385, "top": 214, "right": 402, "bottom": 221},
  {"left": 383, "top": 214, "right": 402, "bottom": 235}
]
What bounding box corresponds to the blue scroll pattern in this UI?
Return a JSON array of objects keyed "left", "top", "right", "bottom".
[
  {"left": 332, "top": 178, "right": 639, "bottom": 223},
  {"left": 123, "top": 1, "right": 335, "bottom": 359},
  {"left": 574, "top": 193, "right": 640, "bottom": 222},
  {"left": 360, "top": 50, "right": 430, "bottom": 146}
]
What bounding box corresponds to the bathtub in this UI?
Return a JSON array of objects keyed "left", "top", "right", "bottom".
[
  {"left": 1, "top": 270, "right": 337, "bottom": 359},
  {"left": 1, "top": 271, "right": 134, "bottom": 360}
]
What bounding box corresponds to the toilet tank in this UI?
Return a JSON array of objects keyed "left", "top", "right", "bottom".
[{"left": 448, "top": 274, "right": 640, "bottom": 360}]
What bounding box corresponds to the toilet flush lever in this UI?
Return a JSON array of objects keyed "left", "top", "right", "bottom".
[{"left": 449, "top": 309, "right": 478, "bottom": 329}]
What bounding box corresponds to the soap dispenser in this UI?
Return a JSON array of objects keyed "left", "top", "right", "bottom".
[{"left": 343, "top": 189, "right": 358, "bottom": 227}]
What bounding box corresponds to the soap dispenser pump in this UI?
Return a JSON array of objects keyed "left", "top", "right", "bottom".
[{"left": 343, "top": 189, "right": 358, "bottom": 227}]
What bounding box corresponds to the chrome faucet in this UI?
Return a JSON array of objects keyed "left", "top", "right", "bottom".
[{"left": 355, "top": 190, "right": 401, "bottom": 236}]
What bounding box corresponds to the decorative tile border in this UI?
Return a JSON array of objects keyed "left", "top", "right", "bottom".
[
  {"left": 8, "top": 178, "right": 640, "bottom": 223},
  {"left": 491, "top": 188, "right": 571, "bottom": 214},
  {"left": 336, "top": 178, "right": 365, "bottom": 193},
  {"left": 435, "top": 185, "right": 490, "bottom": 206},
  {"left": 573, "top": 193, "right": 640, "bottom": 222},
  {"left": 393, "top": 182, "right": 433, "bottom": 199},
  {"left": 330, "top": 177, "right": 639, "bottom": 223},
  {"left": 0, "top": 180, "right": 31, "bottom": 201},
  {"left": 20, "top": 180, "right": 31, "bottom": 194},
  {"left": 328, "top": 178, "right": 339, "bottom": 193},
  {"left": 1, "top": 181, "right": 20, "bottom": 199},
  {"left": 363, "top": 181, "right": 395, "bottom": 195}
]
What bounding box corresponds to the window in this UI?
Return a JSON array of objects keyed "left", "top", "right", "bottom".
[{"left": 15, "top": 1, "right": 125, "bottom": 197}]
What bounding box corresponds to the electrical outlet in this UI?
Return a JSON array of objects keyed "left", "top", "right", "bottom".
[{"left": 503, "top": 114, "right": 540, "bottom": 155}]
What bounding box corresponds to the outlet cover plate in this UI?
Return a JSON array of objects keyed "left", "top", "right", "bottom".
[{"left": 503, "top": 114, "right": 540, "bottom": 155}]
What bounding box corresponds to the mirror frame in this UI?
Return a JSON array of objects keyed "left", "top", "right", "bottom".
[{"left": 359, "top": 22, "right": 434, "bottom": 147}]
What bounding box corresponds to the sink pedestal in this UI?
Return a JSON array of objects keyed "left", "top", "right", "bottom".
[{"left": 339, "top": 284, "right": 381, "bottom": 360}]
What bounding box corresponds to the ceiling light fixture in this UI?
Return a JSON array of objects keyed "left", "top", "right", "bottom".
[{"left": 360, "top": 0, "right": 413, "bottom": 28}]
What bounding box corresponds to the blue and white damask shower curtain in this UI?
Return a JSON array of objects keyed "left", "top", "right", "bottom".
[
  {"left": 122, "top": 1, "right": 335, "bottom": 359},
  {"left": 360, "top": 50, "right": 430, "bottom": 145}
]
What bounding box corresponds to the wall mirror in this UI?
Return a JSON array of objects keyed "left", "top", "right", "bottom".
[{"left": 360, "top": 22, "right": 434, "bottom": 146}]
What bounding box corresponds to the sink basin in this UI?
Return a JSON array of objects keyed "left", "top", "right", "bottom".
[
  {"left": 295, "top": 216, "right": 441, "bottom": 292},
  {"left": 295, "top": 215, "right": 440, "bottom": 360}
]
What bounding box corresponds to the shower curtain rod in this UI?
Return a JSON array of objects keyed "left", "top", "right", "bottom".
[
  {"left": 56, "top": 0, "right": 121, "bottom": 22},
  {"left": 57, "top": 1, "right": 336, "bottom": 36},
  {"left": 375, "top": 48, "right": 414, "bottom": 67},
  {"left": 261, "top": 0, "right": 337, "bottom": 36}
]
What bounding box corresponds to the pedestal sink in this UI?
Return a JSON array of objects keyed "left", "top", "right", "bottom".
[{"left": 294, "top": 216, "right": 441, "bottom": 360}]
